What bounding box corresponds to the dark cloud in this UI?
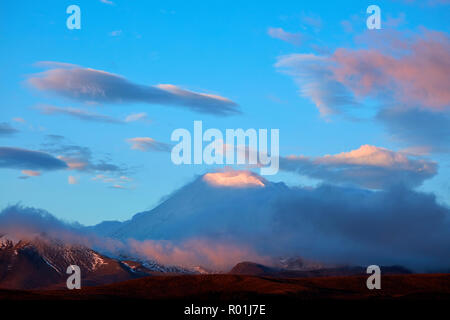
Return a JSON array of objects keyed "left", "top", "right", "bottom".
[
  {"left": 272, "top": 184, "right": 450, "bottom": 271},
  {"left": 0, "top": 147, "right": 68, "bottom": 171},
  {"left": 378, "top": 107, "right": 450, "bottom": 153},
  {"left": 29, "top": 64, "right": 240, "bottom": 116},
  {"left": 0, "top": 123, "right": 19, "bottom": 136},
  {"left": 45, "top": 134, "right": 65, "bottom": 141},
  {"left": 40, "top": 138, "right": 128, "bottom": 175},
  {"left": 0, "top": 205, "right": 78, "bottom": 234}
]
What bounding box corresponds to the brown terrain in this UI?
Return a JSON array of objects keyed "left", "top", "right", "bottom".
[{"left": 1, "top": 273, "right": 449, "bottom": 301}]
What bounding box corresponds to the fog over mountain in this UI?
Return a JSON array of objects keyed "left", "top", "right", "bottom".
[{"left": 1, "top": 170, "right": 449, "bottom": 271}]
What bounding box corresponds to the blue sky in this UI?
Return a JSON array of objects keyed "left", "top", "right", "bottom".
[{"left": 0, "top": 0, "right": 449, "bottom": 225}]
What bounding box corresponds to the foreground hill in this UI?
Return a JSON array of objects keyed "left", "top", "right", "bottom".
[
  {"left": 0, "top": 273, "right": 449, "bottom": 300},
  {"left": 229, "top": 261, "right": 411, "bottom": 277}
]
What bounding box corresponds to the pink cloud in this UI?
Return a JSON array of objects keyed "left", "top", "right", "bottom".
[
  {"left": 332, "top": 31, "right": 450, "bottom": 110},
  {"left": 128, "top": 238, "right": 269, "bottom": 270},
  {"left": 68, "top": 175, "right": 79, "bottom": 185},
  {"left": 21, "top": 170, "right": 41, "bottom": 177},
  {"left": 281, "top": 145, "right": 437, "bottom": 189},
  {"left": 276, "top": 30, "right": 450, "bottom": 116},
  {"left": 267, "top": 27, "right": 303, "bottom": 46}
]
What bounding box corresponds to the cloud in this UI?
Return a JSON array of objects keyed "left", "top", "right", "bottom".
[
  {"left": 0, "top": 147, "right": 68, "bottom": 171},
  {"left": 92, "top": 174, "right": 133, "bottom": 189},
  {"left": 37, "top": 104, "right": 124, "bottom": 124},
  {"left": 40, "top": 137, "right": 127, "bottom": 175},
  {"left": 0, "top": 205, "right": 266, "bottom": 270},
  {"left": 68, "top": 175, "right": 79, "bottom": 184},
  {"left": 275, "top": 53, "right": 357, "bottom": 115},
  {"left": 332, "top": 31, "right": 450, "bottom": 111},
  {"left": 45, "top": 134, "right": 64, "bottom": 141},
  {"left": 124, "top": 112, "right": 149, "bottom": 123},
  {"left": 340, "top": 20, "right": 353, "bottom": 33},
  {"left": 276, "top": 30, "right": 450, "bottom": 115},
  {"left": 38, "top": 105, "right": 151, "bottom": 125},
  {"left": 378, "top": 107, "right": 450, "bottom": 153},
  {"left": 203, "top": 170, "right": 266, "bottom": 188},
  {"left": 384, "top": 13, "right": 407, "bottom": 28},
  {"left": 301, "top": 13, "right": 323, "bottom": 30},
  {"left": 272, "top": 184, "right": 450, "bottom": 270},
  {"left": 0, "top": 123, "right": 19, "bottom": 136},
  {"left": 128, "top": 238, "right": 268, "bottom": 270},
  {"left": 126, "top": 137, "right": 171, "bottom": 152},
  {"left": 0, "top": 205, "right": 79, "bottom": 236},
  {"left": 109, "top": 30, "right": 122, "bottom": 37},
  {"left": 397, "top": 0, "right": 450, "bottom": 6},
  {"left": 34, "top": 61, "right": 79, "bottom": 69},
  {"left": 267, "top": 27, "right": 303, "bottom": 46},
  {"left": 110, "top": 184, "right": 126, "bottom": 189},
  {"left": 280, "top": 145, "right": 437, "bottom": 189},
  {"left": 21, "top": 170, "right": 41, "bottom": 177},
  {"left": 275, "top": 29, "right": 450, "bottom": 154},
  {"left": 12, "top": 118, "right": 26, "bottom": 123},
  {"left": 29, "top": 63, "right": 240, "bottom": 116}
]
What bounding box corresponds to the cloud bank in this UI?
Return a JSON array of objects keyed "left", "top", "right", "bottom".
[{"left": 280, "top": 145, "right": 437, "bottom": 189}]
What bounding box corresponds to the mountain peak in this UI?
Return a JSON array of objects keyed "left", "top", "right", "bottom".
[{"left": 202, "top": 170, "right": 266, "bottom": 188}]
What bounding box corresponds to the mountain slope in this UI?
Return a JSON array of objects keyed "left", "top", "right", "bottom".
[
  {"left": 0, "top": 234, "right": 166, "bottom": 289},
  {"left": 110, "top": 172, "right": 289, "bottom": 241}
]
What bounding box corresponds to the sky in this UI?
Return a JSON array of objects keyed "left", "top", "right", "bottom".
[{"left": 0, "top": 0, "right": 449, "bottom": 225}]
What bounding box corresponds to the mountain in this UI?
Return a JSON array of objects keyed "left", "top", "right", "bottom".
[
  {"left": 84, "top": 221, "right": 123, "bottom": 237},
  {"left": 108, "top": 171, "right": 289, "bottom": 240},
  {"left": 0, "top": 234, "right": 191, "bottom": 290}
]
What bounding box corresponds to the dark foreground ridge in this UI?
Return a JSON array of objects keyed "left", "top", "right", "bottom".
[
  {"left": 1, "top": 273, "right": 449, "bottom": 301},
  {"left": 1, "top": 273, "right": 449, "bottom": 319}
]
